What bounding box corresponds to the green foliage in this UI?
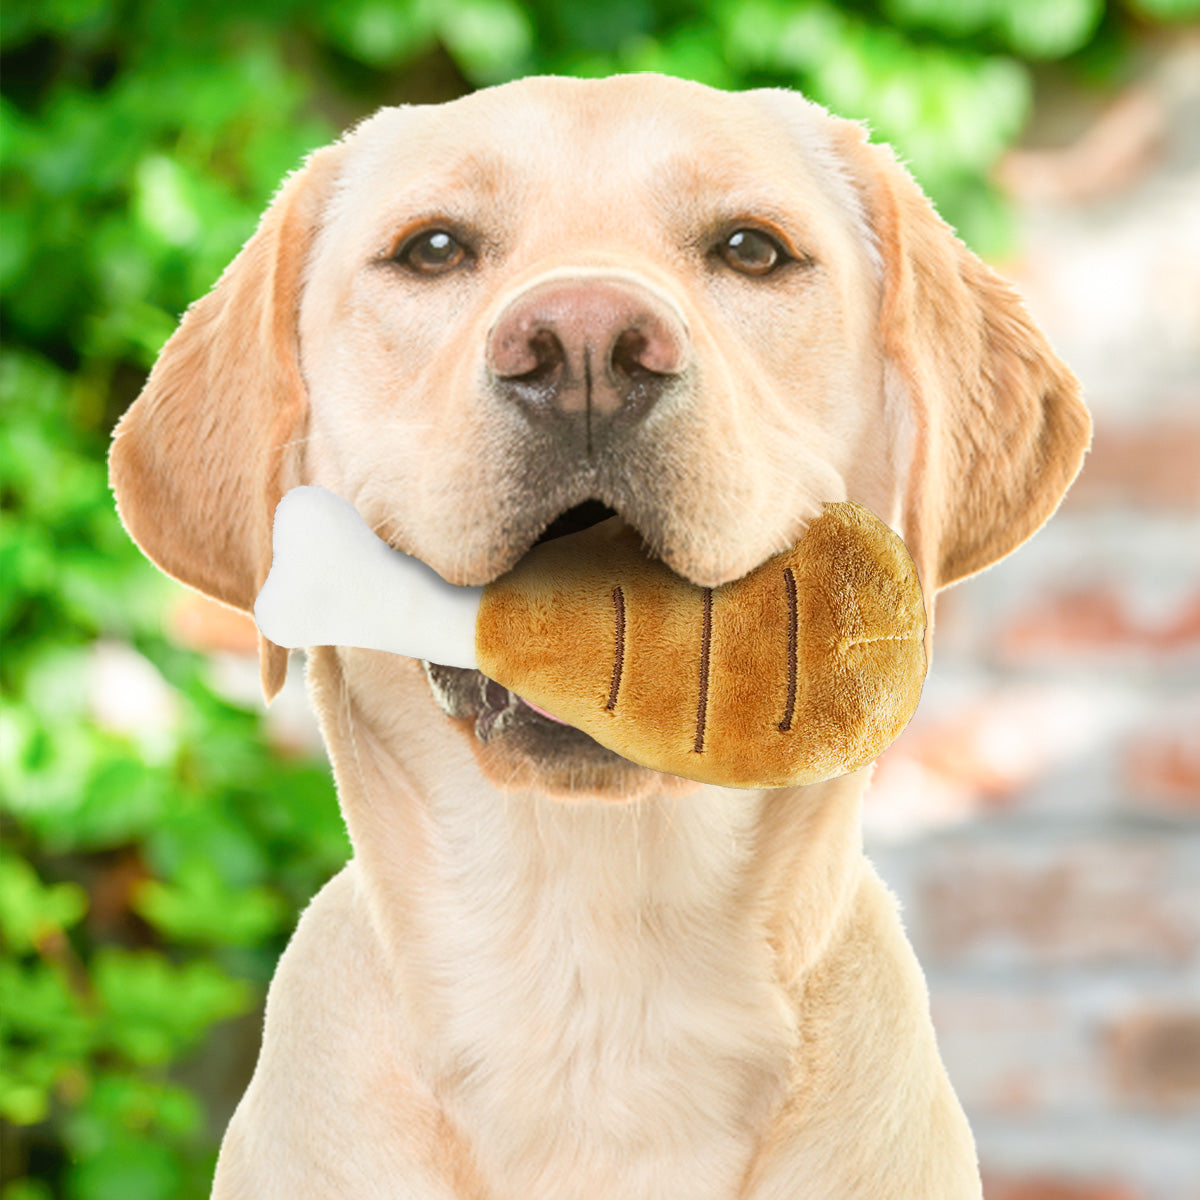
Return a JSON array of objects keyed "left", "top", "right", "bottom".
[
  {"left": 2, "top": 11, "right": 350, "bottom": 1190},
  {"left": 0, "top": 0, "right": 1176, "bottom": 1193},
  {"left": 883, "top": 0, "right": 1107, "bottom": 57},
  {"left": 323, "top": 0, "right": 536, "bottom": 79}
]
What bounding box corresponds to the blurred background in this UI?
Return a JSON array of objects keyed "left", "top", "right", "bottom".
[{"left": 2, "top": 1, "right": 1198, "bottom": 1197}]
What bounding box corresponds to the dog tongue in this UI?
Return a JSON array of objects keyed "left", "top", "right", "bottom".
[{"left": 520, "top": 697, "right": 572, "bottom": 725}]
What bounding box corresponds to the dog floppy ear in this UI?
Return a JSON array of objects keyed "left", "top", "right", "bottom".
[
  {"left": 830, "top": 121, "right": 1090, "bottom": 600},
  {"left": 110, "top": 142, "right": 345, "bottom": 701}
]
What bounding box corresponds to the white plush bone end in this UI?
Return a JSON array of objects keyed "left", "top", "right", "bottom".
[{"left": 254, "top": 486, "right": 481, "bottom": 670}]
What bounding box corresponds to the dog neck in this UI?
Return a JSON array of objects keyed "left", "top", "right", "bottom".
[{"left": 307, "top": 645, "right": 871, "bottom": 1194}]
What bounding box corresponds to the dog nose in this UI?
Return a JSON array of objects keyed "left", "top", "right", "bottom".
[{"left": 487, "top": 277, "right": 689, "bottom": 424}]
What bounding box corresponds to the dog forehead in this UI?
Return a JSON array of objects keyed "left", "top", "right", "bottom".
[
  {"left": 353, "top": 74, "right": 771, "bottom": 168},
  {"left": 329, "top": 75, "right": 849, "bottom": 241}
]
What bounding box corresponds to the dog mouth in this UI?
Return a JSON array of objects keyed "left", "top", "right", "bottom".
[{"left": 422, "top": 498, "right": 631, "bottom": 766}]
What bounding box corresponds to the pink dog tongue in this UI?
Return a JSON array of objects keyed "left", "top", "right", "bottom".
[{"left": 520, "top": 697, "right": 572, "bottom": 725}]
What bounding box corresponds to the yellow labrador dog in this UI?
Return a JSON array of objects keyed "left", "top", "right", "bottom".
[{"left": 110, "top": 74, "right": 1089, "bottom": 1200}]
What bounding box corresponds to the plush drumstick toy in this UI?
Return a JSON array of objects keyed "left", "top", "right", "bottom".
[{"left": 255, "top": 487, "right": 927, "bottom": 789}]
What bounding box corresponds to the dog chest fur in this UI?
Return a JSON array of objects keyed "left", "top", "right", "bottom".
[{"left": 417, "top": 785, "right": 796, "bottom": 1196}]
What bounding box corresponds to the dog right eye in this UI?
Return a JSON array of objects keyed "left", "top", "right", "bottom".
[
  {"left": 717, "top": 228, "right": 787, "bottom": 277},
  {"left": 396, "top": 229, "right": 470, "bottom": 275}
]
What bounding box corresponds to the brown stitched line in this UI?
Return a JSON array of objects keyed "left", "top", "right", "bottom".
[
  {"left": 606, "top": 586, "right": 625, "bottom": 711},
  {"left": 778, "top": 567, "right": 798, "bottom": 732},
  {"left": 693, "top": 587, "right": 713, "bottom": 753}
]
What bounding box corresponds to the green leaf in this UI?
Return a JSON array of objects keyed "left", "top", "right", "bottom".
[
  {"left": 93, "top": 949, "right": 252, "bottom": 1065},
  {"left": 66, "top": 1074, "right": 202, "bottom": 1150},
  {"left": 0, "top": 958, "right": 96, "bottom": 1124},
  {"left": 551, "top": 0, "right": 653, "bottom": 53},
  {"left": 133, "top": 858, "right": 287, "bottom": 947},
  {"left": 0, "top": 855, "right": 88, "bottom": 953},
  {"left": 0, "top": 1074, "right": 51, "bottom": 1125},
  {"left": 66, "top": 1136, "right": 182, "bottom": 1200},
  {"left": 620, "top": 27, "right": 737, "bottom": 88},
  {"left": 133, "top": 156, "right": 203, "bottom": 247},
  {"left": 321, "top": 0, "right": 433, "bottom": 66},
  {"left": 436, "top": 0, "right": 533, "bottom": 83},
  {"left": 717, "top": 0, "right": 786, "bottom": 69},
  {"left": 999, "top": 0, "right": 1104, "bottom": 58},
  {"left": 883, "top": 0, "right": 997, "bottom": 39}
]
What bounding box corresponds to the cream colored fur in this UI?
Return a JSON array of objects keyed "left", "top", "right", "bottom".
[{"left": 108, "top": 75, "right": 1090, "bottom": 1199}]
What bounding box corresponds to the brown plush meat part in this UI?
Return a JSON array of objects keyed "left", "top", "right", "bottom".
[{"left": 475, "top": 502, "right": 926, "bottom": 789}]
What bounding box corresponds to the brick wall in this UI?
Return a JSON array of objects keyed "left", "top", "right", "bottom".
[{"left": 866, "top": 39, "right": 1200, "bottom": 1200}]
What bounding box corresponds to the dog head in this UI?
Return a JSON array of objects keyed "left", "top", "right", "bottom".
[{"left": 110, "top": 74, "right": 1089, "bottom": 797}]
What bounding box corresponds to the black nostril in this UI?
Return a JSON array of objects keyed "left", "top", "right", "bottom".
[
  {"left": 610, "top": 328, "right": 673, "bottom": 416},
  {"left": 610, "top": 328, "right": 674, "bottom": 383},
  {"left": 523, "top": 331, "right": 564, "bottom": 376},
  {"left": 610, "top": 329, "right": 648, "bottom": 379},
  {"left": 514, "top": 329, "right": 565, "bottom": 382},
  {"left": 498, "top": 329, "right": 567, "bottom": 410}
]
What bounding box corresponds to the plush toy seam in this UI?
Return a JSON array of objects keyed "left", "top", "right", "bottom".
[
  {"left": 693, "top": 586, "right": 714, "bottom": 754},
  {"left": 606, "top": 585, "right": 625, "bottom": 712},
  {"left": 778, "top": 566, "right": 799, "bottom": 733},
  {"left": 839, "top": 632, "right": 920, "bottom": 647}
]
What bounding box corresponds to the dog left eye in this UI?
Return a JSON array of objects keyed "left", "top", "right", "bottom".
[
  {"left": 397, "top": 230, "right": 469, "bottom": 274},
  {"left": 717, "top": 228, "right": 787, "bottom": 277}
]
